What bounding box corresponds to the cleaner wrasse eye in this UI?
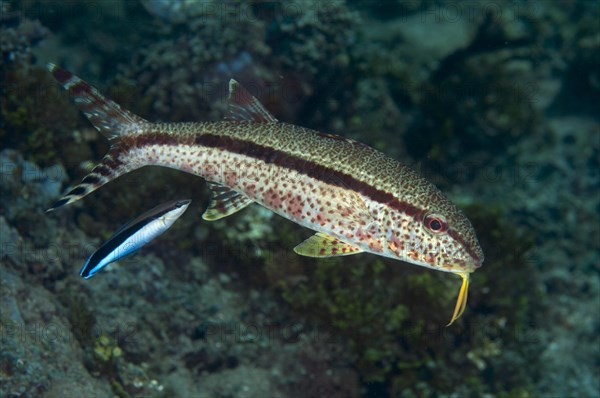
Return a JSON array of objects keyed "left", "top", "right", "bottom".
[
  {"left": 80, "top": 199, "right": 191, "bottom": 279},
  {"left": 46, "top": 63, "right": 484, "bottom": 324}
]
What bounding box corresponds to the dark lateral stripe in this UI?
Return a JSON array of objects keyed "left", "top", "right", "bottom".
[
  {"left": 123, "top": 132, "right": 480, "bottom": 263},
  {"left": 120, "top": 132, "right": 422, "bottom": 216},
  {"left": 194, "top": 134, "right": 425, "bottom": 214}
]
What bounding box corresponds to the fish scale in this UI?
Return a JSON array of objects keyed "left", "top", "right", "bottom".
[{"left": 46, "top": 63, "right": 483, "bottom": 325}]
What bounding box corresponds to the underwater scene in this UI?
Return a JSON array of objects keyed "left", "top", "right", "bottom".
[{"left": 1, "top": 1, "right": 598, "bottom": 397}]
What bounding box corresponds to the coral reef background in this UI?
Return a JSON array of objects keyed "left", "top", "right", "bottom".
[{"left": 1, "top": 1, "right": 598, "bottom": 397}]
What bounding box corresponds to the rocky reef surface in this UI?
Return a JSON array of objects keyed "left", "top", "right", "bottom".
[{"left": 1, "top": 1, "right": 598, "bottom": 397}]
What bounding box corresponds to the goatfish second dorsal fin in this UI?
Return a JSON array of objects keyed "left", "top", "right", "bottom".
[
  {"left": 226, "top": 79, "right": 278, "bottom": 123},
  {"left": 80, "top": 199, "right": 191, "bottom": 279}
]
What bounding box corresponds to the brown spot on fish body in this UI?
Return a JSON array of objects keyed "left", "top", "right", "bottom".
[
  {"left": 264, "top": 189, "right": 282, "bottom": 209},
  {"left": 425, "top": 253, "right": 435, "bottom": 265},
  {"left": 245, "top": 184, "right": 256, "bottom": 197},
  {"left": 225, "top": 172, "right": 239, "bottom": 187}
]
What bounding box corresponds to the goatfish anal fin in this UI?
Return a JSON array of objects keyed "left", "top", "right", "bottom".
[
  {"left": 80, "top": 199, "right": 191, "bottom": 279},
  {"left": 447, "top": 272, "right": 470, "bottom": 326},
  {"left": 294, "top": 232, "right": 363, "bottom": 257},
  {"left": 202, "top": 181, "right": 253, "bottom": 221}
]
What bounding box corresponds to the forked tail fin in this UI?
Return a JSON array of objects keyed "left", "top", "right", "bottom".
[{"left": 47, "top": 64, "right": 149, "bottom": 211}]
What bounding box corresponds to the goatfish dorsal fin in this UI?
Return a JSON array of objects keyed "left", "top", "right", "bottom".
[
  {"left": 202, "top": 182, "right": 253, "bottom": 221},
  {"left": 294, "top": 232, "right": 363, "bottom": 257},
  {"left": 80, "top": 199, "right": 191, "bottom": 279},
  {"left": 447, "top": 272, "right": 470, "bottom": 326},
  {"left": 226, "top": 79, "right": 278, "bottom": 123}
]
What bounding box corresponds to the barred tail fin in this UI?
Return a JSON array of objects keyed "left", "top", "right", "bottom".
[
  {"left": 47, "top": 148, "right": 140, "bottom": 211},
  {"left": 47, "top": 64, "right": 147, "bottom": 211},
  {"left": 47, "top": 63, "right": 147, "bottom": 139}
]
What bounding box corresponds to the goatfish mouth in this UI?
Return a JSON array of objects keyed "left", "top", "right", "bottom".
[
  {"left": 80, "top": 199, "right": 190, "bottom": 279},
  {"left": 46, "top": 63, "right": 484, "bottom": 325}
]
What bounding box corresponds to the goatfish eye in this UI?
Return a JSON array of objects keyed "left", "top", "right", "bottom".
[
  {"left": 423, "top": 213, "right": 448, "bottom": 234},
  {"left": 80, "top": 199, "right": 191, "bottom": 279}
]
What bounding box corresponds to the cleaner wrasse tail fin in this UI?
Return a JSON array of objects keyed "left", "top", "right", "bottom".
[
  {"left": 447, "top": 272, "right": 470, "bottom": 326},
  {"left": 46, "top": 64, "right": 148, "bottom": 211}
]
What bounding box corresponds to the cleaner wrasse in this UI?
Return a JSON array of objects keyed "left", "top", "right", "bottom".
[
  {"left": 80, "top": 199, "right": 190, "bottom": 279},
  {"left": 46, "top": 64, "right": 483, "bottom": 325}
]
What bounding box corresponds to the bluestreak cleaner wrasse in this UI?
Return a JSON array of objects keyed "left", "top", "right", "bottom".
[
  {"left": 80, "top": 199, "right": 191, "bottom": 279},
  {"left": 46, "top": 64, "right": 484, "bottom": 324}
]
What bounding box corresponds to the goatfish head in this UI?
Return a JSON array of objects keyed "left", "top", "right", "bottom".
[
  {"left": 430, "top": 206, "right": 482, "bottom": 326},
  {"left": 427, "top": 202, "right": 482, "bottom": 326},
  {"left": 386, "top": 183, "right": 484, "bottom": 326}
]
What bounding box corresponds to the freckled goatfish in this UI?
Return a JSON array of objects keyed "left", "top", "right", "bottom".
[
  {"left": 80, "top": 199, "right": 190, "bottom": 279},
  {"left": 46, "top": 63, "right": 484, "bottom": 325}
]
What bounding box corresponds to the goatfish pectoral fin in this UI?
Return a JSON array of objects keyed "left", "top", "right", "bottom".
[
  {"left": 447, "top": 272, "right": 470, "bottom": 326},
  {"left": 80, "top": 199, "right": 191, "bottom": 279},
  {"left": 202, "top": 181, "right": 253, "bottom": 221}
]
